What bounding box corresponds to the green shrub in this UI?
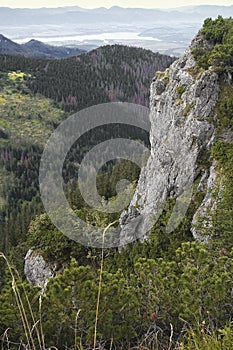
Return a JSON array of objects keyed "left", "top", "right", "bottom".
[{"left": 193, "top": 16, "right": 233, "bottom": 72}]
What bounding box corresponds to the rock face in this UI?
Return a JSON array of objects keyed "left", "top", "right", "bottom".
[
  {"left": 24, "top": 250, "right": 54, "bottom": 291},
  {"left": 191, "top": 161, "right": 223, "bottom": 242},
  {"left": 120, "top": 32, "right": 220, "bottom": 246}
]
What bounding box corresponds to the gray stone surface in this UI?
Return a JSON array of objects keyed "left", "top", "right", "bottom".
[
  {"left": 120, "top": 33, "right": 220, "bottom": 246},
  {"left": 24, "top": 249, "right": 54, "bottom": 291}
]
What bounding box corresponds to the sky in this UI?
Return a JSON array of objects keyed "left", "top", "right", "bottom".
[{"left": 0, "top": 0, "right": 232, "bottom": 9}]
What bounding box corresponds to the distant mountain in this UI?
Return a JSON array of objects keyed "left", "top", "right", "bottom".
[
  {"left": 1, "top": 5, "right": 232, "bottom": 57},
  {"left": 22, "top": 39, "right": 86, "bottom": 58},
  {"left": 0, "top": 34, "right": 85, "bottom": 58},
  {"left": 0, "top": 5, "right": 232, "bottom": 26},
  {"left": 174, "top": 4, "right": 233, "bottom": 15},
  {"left": 0, "top": 44, "right": 176, "bottom": 112},
  {"left": 0, "top": 34, "right": 26, "bottom": 55},
  {"left": 30, "top": 45, "right": 176, "bottom": 110}
]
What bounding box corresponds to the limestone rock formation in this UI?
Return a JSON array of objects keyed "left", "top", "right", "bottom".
[
  {"left": 24, "top": 249, "right": 54, "bottom": 291},
  {"left": 120, "top": 32, "right": 221, "bottom": 246}
]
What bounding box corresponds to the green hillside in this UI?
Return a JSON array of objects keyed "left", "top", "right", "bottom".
[
  {"left": 0, "top": 45, "right": 175, "bottom": 111},
  {"left": 0, "top": 45, "right": 173, "bottom": 255},
  {"left": 0, "top": 20, "right": 232, "bottom": 350}
]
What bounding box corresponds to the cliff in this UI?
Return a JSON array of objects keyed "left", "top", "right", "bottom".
[{"left": 120, "top": 29, "right": 228, "bottom": 245}]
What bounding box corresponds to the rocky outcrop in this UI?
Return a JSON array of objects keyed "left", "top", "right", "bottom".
[
  {"left": 120, "top": 32, "right": 220, "bottom": 246},
  {"left": 24, "top": 250, "right": 54, "bottom": 292},
  {"left": 191, "top": 161, "right": 223, "bottom": 242}
]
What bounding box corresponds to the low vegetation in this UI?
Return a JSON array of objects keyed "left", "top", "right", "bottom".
[{"left": 193, "top": 16, "right": 233, "bottom": 72}]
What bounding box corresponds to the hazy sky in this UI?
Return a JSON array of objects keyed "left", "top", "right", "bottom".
[{"left": 0, "top": 0, "right": 232, "bottom": 9}]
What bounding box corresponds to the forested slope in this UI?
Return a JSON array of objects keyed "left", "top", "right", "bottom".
[
  {"left": 0, "top": 45, "right": 174, "bottom": 254},
  {"left": 0, "top": 19, "right": 232, "bottom": 350},
  {"left": 0, "top": 44, "right": 175, "bottom": 111}
]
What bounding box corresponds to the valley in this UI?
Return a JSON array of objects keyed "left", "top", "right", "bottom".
[
  {"left": 1, "top": 5, "right": 233, "bottom": 55},
  {"left": 0, "top": 11, "right": 232, "bottom": 350}
]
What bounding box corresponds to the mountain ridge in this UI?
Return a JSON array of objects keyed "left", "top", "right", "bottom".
[{"left": 0, "top": 33, "right": 86, "bottom": 58}]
